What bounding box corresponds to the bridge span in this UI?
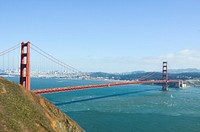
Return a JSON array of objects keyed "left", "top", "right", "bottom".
[
  {"left": 32, "top": 79, "right": 182, "bottom": 94},
  {"left": 1, "top": 42, "right": 184, "bottom": 94}
]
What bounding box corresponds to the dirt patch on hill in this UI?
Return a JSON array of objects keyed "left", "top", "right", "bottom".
[{"left": 0, "top": 83, "right": 6, "bottom": 94}]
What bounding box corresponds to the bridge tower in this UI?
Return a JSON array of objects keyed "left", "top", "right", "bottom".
[
  {"left": 162, "top": 61, "right": 168, "bottom": 91},
  {"left": 20, "top": 42, "right": 31, "bottom": 90}
]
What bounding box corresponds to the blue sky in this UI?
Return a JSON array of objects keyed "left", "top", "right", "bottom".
[{"left": 0, "top": 0, "right": 200, "bottom": 72}]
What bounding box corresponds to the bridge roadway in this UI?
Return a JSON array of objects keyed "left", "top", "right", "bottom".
[{"left": 32, "top": 80, "right": 181, "bottom": 94}]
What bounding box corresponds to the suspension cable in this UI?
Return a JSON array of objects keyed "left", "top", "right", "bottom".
[
  {"left": 31, "top": 43, "right": 82, "bottom": 72},
  {"left": 138, "top": 71, "right": 159, "bottom": 81},
  {"left": 0, "top": 44, "right": 20, "bottom": 57},
  {"left": 31, "top": 46, "right": 84, "bottom": 75}
]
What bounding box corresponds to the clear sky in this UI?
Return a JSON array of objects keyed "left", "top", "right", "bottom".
[{"left": 0, "top": 0, "right": 200, "bottom": 72}]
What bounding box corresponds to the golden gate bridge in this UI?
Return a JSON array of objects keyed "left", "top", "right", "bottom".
[{"left": 0, "top": 42, "right": 183, "bottom": 94}]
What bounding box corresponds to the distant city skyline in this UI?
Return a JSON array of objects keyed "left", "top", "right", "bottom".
[{"left": 0, "top": 0, "right": 200, "bottom": 72}]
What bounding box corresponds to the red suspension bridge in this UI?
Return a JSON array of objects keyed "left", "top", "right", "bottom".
[{"left": 0, "top": 42, "right": 183, "bottom": 94}]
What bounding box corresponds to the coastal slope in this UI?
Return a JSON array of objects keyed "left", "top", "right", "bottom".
[{"left": 0, "top": 77, "right": 84, "bottom": 132}]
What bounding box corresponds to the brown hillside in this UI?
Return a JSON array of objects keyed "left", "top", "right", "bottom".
[{"left": 0, "top": 77, "right": 84, "bottom": 132}]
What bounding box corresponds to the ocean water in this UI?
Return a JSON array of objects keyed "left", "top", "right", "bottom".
[{"left": 7, "top": 77, "right": 200, "bottom": 132}]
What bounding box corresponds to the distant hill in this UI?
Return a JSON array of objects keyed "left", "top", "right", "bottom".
[
  {"left": 89, "top": 72, "right": 161, "bottom": 80},
  {"left": 0, "top": 77, "right": 84, "bottom": 132},
  {"left": 89, "top": 70, "right": 200, "bottom": 81},
  {"left": 168, "top": 68, "right": 200, "bottom": 73}
]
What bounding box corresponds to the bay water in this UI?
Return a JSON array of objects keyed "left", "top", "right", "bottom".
[{"left": 7, "top": 77, "right": 200, "bottom": 132}]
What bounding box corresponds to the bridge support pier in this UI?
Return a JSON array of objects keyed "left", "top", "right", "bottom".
[
  {"left": 20, "top": 42, "right": 31, "bottom": 90},
  {"left": 162, "top": 62, "right": 168, "bottom": 91}
]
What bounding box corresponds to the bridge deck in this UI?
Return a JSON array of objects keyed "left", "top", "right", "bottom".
[{"left": 32, "top": 80, "right": 181, "bottom": 94}]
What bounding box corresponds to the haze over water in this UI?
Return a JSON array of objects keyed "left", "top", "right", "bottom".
[{"left": 8, "top": 77, "right": 200, "bottom": 132}]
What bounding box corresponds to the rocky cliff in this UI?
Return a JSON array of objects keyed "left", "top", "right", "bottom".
[{"left": 0, "top": 77, "right": 84, "bottom": 132}]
